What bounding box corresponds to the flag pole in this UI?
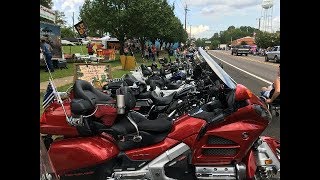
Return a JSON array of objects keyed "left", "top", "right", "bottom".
[
  {"left": 49, "top": 79, "right": 70, "bottom": 120},
  {"left": 43, "top": 50, "right": 70, "bottom": 121}
]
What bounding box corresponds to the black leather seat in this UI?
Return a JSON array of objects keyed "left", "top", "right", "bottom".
[
  {"left": 138, "top": 91, "right": 153, "bottom": 99},
  {"left": 141, "top": 64, "right": 152, "bottom": 76},
  {"left": 109, "top": 87, "right": 173, "bottom": 151},
  {"left": 149, "top": 79, "right": 165, "bottom": 89},
  {"left": 150, "top": 91, "right": 177, "bottom": 106},
  {"left": 111, "top": 111, "right": 172, "bottom": 135},
  {"left": 167, "top": 81, "right": 182, "bottom": 90},
  {"left": 71, "top": 80, "right": 113, "bottom": 115},
  {"left": 111, "top": 112, "right": 173, "bottom": 151},
  {"left": 73, "top": 80, "right": 113, "bottom": 104},
  {"left": 123, "top": 74, "right": 139, "bottom": 86},
  {"left": 105, "top": 81, "right": 128, "bottom": 95}
]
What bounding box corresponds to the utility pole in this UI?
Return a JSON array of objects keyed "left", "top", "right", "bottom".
[
  {"left": 184, "top": 4, "right": 190, "bottom": 31},
  {"left": 72, "top": 12, "right": 75, "bottom": 33},
  {"left": 258, "top": 18, "right": 261, "bottom": 31}
]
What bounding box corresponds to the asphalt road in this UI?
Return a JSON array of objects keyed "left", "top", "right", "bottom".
[{"left": 207, "top": 50, "right": 280, "bottom": 140}]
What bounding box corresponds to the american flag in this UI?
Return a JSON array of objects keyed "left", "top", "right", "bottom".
[{"left": 42, "top": 82, "right": 56, "bottom": 109}]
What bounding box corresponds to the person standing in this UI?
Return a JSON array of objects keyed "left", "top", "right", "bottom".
[
  {"left": 40, "top": 37, "right": 54, "bottom": 72},
  {"left": 152, "top": 45, "right": 157, "bottom": 61},
  {"left": 86, "top": 42, "right": 94, "bottom": 55}
]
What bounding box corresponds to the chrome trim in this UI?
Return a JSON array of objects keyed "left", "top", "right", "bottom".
[
  {"left": 141, "top": 142, "right": 190, "bottom": 180},
  {"left": 112, "top": 143, "right": 190, "bottom": 180},
  {"left": 255, "top": 140, "right": 280, "bottom": 171}
]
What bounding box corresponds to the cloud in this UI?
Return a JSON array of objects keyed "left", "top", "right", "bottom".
[
  {"left": 53, "top": 0, "right": 84, "bottom": 12},
  {"left": 229, "top": 0, "right": 260, "bottom": 9},
  {"left": 188, "top": 0, "right": 259, "bottom": 9},
  {"left": 52, "top": 0, "right": 85, "bottom": 25},
  {"left": 190, "top": 25, "right": 210, "bottom": 38},
  {"left": 190, "top": 0, "right": 279, "bottom": 18}
]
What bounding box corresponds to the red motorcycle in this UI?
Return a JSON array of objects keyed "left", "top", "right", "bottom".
[{"left": 40, "top": 48, "right": 280, "bottom": 180}]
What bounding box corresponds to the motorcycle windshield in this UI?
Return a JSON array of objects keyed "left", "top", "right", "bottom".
[{"left": 197, "top": 47, "right": 237, "bottom": 89}]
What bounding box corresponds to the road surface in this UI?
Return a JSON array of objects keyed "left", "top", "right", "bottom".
[{"left": 207, "top": 50, "right": 280, "bottom": 140}]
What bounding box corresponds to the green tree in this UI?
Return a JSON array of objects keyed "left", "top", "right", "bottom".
[
  {"left": 61, "top": 27, "right": 76, "bottom": 38},
  {"left": 210, "top": 33, "right": 219, "bottom": 40},
  {"left": 212, "top": 26, "right": 261, "bottom": 46},
  {"left": 211, "top": 40, "right": 220, "bottom": 49},
  {"left": 55, "top": 11, "right": 67, "bottom": 26},
  {"left": 227, "top": 26, "right": 235, "bottom": 31},
  {"left": 255, "top": 31, "right": 279, "bottom": 48},
  {"left": 195, "top": 38, "right": 205, "bottom": 47},
  {"left": 80, "top": 0, "right": 184, "bottom": 55},
  {"left": 40, "top": 0, "right": 53, "bottom": 8}
]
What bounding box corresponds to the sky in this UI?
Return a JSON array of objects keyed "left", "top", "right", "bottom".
[{"left": 52, "top": 0, "right": 280, "bottom": 39}]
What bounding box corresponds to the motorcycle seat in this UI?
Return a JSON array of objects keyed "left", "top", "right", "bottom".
[
  {"left": 111, "top": 111, "right": 173, "bottom": 151},
  {"left": 73, "top": 79, "right": 113, "bottom": 104},
  {"left": 150, "top": 91, "right": 177, "bottom": 106},
  {"left": 201, "top": 100, "right": 223, "bottom": 112},
  {"left": 138, "top": 91, "right": 153, "bottom": 99},
  {"left": 141, "top": 64, "right": 152, "bottom": 76},
  {"left": 123, "top": 74, "right": 139, "bottom": 86},
  {"left": 104, "top": 81, "right": 128, "bottom": 95},
  {"left": 166, "top": 81, "right": 182, "bottom": 90},
  {"left": 147, "top": 79, "right": 165, "bottom": 88}
]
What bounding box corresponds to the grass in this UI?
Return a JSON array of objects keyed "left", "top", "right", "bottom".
[
  {"left": 40, "top": 63, "right": 75, "bottom": 82},
  {"left": 40, "top": 48, "right": 175, "bottom": 82},
  {"left": 62, "top": 45, "right": 87, "bottom": 55}
]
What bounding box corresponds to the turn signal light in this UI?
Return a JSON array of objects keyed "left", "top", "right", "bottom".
[
  {"left": 246, "top": 89, "right": 253, "bottom": 98},
  {"left": 265, "top": 159, "right": 273, "bottom": 165}
]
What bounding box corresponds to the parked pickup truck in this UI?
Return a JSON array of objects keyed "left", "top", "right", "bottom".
[{"left": 231, "top": 45, "right": 250, "bottom": 56}]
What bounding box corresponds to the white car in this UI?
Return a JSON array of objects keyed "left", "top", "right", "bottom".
[
  {"left": 265, "top": 46, "right": 280, "bottom": 63},
  {"left": 81, "top": 40, "right": 90, "bottom": 45},
  {"left": 77, "top": 38, "right": 89, "bottom": 45}
]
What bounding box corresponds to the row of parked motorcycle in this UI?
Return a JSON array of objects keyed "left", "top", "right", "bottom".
[{"left": 40, "top": 47, "right": 280, "bottom": 180}]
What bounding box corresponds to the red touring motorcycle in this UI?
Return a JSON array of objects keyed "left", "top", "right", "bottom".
[{"left": 40, "top": 48, "right": 280, "bottom": 180}]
